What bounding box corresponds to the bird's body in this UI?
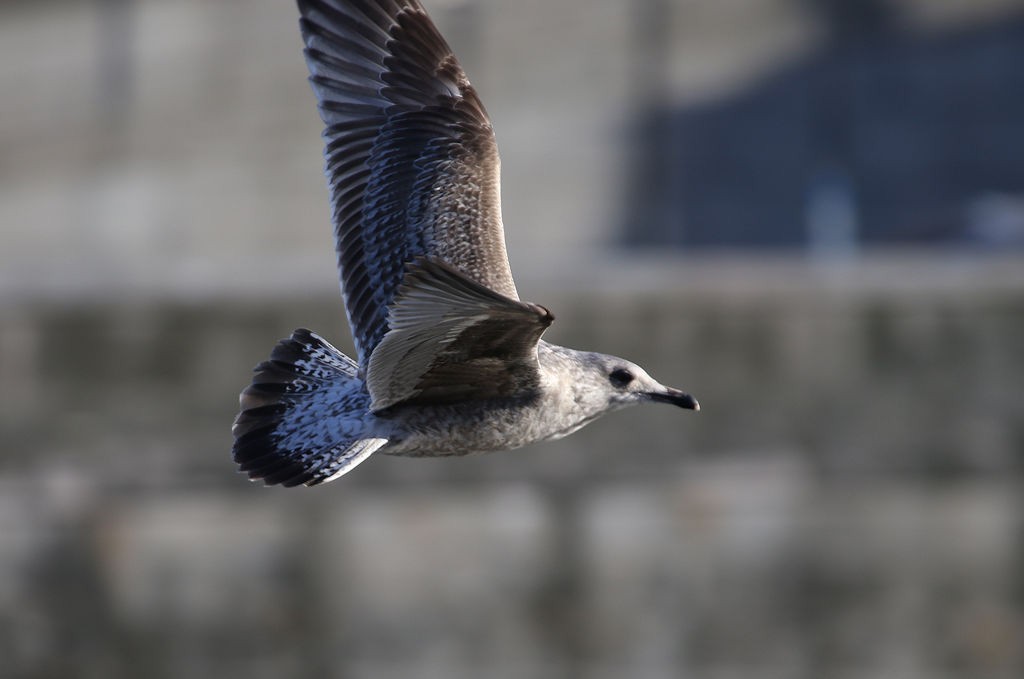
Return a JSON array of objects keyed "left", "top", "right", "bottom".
[
  {"left": 380, "top": 342, "right": 650, "bottom": 455},
  {"left": 232, "top": 0, "right": 698, "bottom": 486}
]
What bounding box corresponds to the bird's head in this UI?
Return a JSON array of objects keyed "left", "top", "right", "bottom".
[
  {"left": 561, "top": 350, "right": 699, "bottom": 415},
  {"left": 599, "top": 355, "right": 699, "bottom": 411}
]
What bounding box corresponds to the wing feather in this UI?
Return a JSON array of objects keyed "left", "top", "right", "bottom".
[
  {"left": 367, "top": 259, "right": 553, "bottom": 412},
  {"left": 297, "top": 0, "right": 518, "bottom": 370}
]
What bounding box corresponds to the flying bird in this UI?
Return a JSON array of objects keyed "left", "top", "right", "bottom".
[{"left": 232, "top": 0, "right": 699, "bottom": 486}]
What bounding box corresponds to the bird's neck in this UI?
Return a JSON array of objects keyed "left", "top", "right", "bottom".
[{"left": 536, "top": 342, "right": 611, "bottom": 422}]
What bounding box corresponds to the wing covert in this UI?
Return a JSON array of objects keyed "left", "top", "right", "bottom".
[{"left": 366, "top": 259, "right": 553, "bottom": 412}]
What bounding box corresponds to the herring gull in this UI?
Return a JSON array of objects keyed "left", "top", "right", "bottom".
[{"left": 232, "top": 0, "right": 699, "bottom": 486}]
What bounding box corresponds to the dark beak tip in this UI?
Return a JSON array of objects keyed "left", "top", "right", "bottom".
[{"left": 650, "top": 389, "right": 700, "bottom": 411}]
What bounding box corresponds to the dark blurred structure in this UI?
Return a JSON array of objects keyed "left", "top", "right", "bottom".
[{"left": 624, "top": 5, "right": 1024, "bottom": 249}]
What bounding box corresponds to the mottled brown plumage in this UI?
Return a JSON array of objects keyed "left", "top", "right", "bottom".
[
  {"left": 299, "top": 0, "right": 516, "bottom": 368},
  {"left": 231, "top": 1, "right": 697, "bottom": 487}
]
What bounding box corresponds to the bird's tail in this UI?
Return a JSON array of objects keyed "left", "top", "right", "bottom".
[{"left": 232, "top": 329, "right": 387, "bottom": 487}]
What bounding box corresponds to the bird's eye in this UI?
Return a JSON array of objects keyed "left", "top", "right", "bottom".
[{"left": 609, "top": 368, "right": 634, "bottom": 388}]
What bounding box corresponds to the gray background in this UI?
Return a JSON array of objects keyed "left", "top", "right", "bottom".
[{"left": 2, "top": 1, "right": 1022, "bottom": 677}]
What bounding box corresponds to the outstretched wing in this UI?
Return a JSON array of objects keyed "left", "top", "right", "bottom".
[
  {"left": 297, "top": 0, "right": 519, "bottom": 369},
  {"left": 367, "top": 259, "right": 553, "bottom": 412}
]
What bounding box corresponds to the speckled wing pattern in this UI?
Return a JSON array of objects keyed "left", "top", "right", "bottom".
[
  {"left": 297, "top": 0, "right": 519, "bottom": 370},
  {"left": 367, "top": 258, "right": 554, "bottom": 412},
  {"left": 233, "top": 329, "right": 388, "bottom": 486}
]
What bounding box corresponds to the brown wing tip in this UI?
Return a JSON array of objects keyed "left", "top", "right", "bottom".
[{"left": 529, "top": 304, "right": 555, "bottom": 327}]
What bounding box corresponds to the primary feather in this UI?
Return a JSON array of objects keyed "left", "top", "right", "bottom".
[{"left": 298, "top": 0, "right": 517, "bottom": 368}]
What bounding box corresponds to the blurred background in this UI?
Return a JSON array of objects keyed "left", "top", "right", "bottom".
[{"left": 2, "top": 0, "right": 1023, "bottom": 677}]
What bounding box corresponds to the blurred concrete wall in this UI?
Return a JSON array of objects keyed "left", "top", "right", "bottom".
[
  {"left": 2, "top": 1, "right": 1024, "bottom": 678},
  {"left": 3, "top": 0, "right": 1022, "bottom": 300},
  {"left": 2, "top": 261, "right": 1023, "bottom": 678}
]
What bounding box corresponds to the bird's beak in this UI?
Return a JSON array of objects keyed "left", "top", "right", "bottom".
[{"left": 648, "top": 387, "right": 700, "bottom": 411}]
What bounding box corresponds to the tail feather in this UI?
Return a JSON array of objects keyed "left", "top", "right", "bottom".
[{"left": 232, "top": 329, "right": 387, "bottom": 487}]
